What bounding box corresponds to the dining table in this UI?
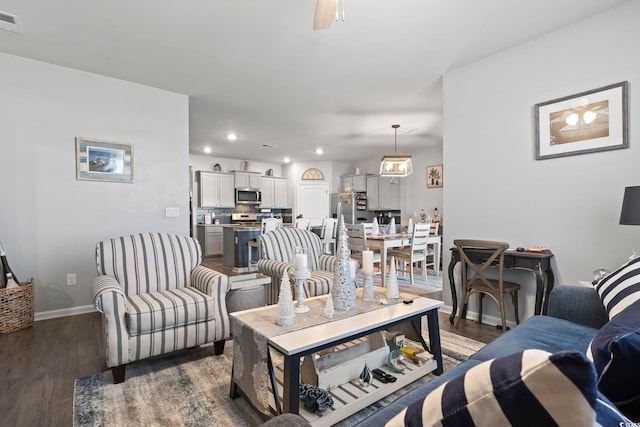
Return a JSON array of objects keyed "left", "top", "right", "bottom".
[{"left": 366, "top": 232, "right": 442, "bottom": 288}]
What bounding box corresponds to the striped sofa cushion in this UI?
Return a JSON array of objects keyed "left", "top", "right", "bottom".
[
  {"left": 96, "top": 233, "right": 201, "bottom": 295},
  {"left": 258, "top": 228, "right": 324, "bottom": 271},
  {"left": 594, "top": 256, "right": 640, "bottom": 319},
  {"left": 385, "top": 349, "right": 629, "bottom": 426},
  {"left": 126, "top": 287, "right": 214, "bottom": 336}
]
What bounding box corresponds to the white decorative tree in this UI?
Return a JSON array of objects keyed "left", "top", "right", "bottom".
[
  {"left": 332, "top": 215, "right": 355, "bottom": 311},
  {"left": 324, "top": 284, "right": 335, "bottom": 318},
  {"left": 277, "top": 270, "right": 295, "bottom": 326},
  {"left": 386, "top": 256, "right": 400, "bottom": 299}
]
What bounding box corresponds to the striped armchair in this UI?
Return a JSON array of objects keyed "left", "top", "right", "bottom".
[
  {"left": 257, "top": 228, "right": 337, "bottom": 304},
  {"left": 91, "top": 232, "right": 230, "bottom": 383}
]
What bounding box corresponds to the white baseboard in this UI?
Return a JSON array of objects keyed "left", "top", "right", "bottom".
[{"left": 34, "top": 305, "right": 97, "bottom": 322}]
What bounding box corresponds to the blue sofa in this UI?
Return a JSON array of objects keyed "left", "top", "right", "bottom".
[{"left": 264, "top": 284, "right": 637, "bottom": 426}]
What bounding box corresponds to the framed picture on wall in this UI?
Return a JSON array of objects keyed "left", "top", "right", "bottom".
[
  {"left": 76, "top": 137, "right": 134, "bottom": 182},
  {"left": 426, "top": 164, "right": 443, "bottom": 188},
  {"left": 534, "top": 81, "right": 628, "bottom": 160}
]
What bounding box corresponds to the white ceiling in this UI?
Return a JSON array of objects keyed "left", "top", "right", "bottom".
[{"left": 0, "top": 0, "right": 629, "bottom": 164}]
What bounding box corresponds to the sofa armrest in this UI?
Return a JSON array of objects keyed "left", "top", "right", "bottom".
[
  {"left": 191, "top": 265, "right": 231, "bottom": 341},
  {"left": 546, "top": 284, "right": 608, "bottom": 329},
  {"left": 257, "top": 259, "right": 293, "bottom": 282},
  {"left": 318, "top": 254, "right": 337, "bottom": 271},
  {"left": 91, "top": 275, "right": 127, "bottom": 313},
  {"left": 91, "top": 275, "right": 129, "bottom": 368}
]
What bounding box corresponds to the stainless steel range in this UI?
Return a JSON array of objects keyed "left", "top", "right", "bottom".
[{"left": 231, "top": 213, "right": 259, "bottom": 226}]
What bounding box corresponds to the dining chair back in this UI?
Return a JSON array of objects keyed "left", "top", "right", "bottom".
[
  {"left": 346, "top": 223, "right": 381, "bottom": 270},
  {"left": 453, "top": 239, "right": 521, "bottom": 331},
  {"left": 320, "top": 218, "right": 338, "bottom": 254},
  {"left": 262, "top": 217, "right": 282, "bottom": 233},
  {"left": 248, "top": 217, "right": 282, "bottom": 271},
  {"left": 390, "top": 223, "right": 431, "bottom": 285}
]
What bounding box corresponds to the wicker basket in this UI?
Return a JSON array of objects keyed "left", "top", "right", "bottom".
[{"left": 0, "top": 279, "right": 35, "bottom": 333}]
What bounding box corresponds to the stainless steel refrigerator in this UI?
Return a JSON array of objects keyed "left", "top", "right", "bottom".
[{"left": 331, "top": 192, "right": 371, "bottom": 224}]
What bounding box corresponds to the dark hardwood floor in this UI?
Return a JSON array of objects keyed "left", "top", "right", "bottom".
[{"left": 0, "top": 258, "right": 502, "bottom": 427}]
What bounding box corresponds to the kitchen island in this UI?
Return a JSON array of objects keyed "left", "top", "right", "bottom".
[{"left": 222, "top": 225, "right": 261, "bottom": 273}]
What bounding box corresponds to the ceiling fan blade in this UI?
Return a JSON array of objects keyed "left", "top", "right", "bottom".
[{"left": 313, "top": 0, "right": 338, "bottom": 30}]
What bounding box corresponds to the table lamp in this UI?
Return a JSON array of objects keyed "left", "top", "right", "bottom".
[{"left": 620, "top": 186, "right": 640, "bottom": 225}]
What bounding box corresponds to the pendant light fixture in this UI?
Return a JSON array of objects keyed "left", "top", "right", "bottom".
[{"left": 380, "top": 124, "right": 413, "bottom": 177}]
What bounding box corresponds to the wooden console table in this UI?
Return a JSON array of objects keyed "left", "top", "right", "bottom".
[{"left": 447, "top": 248, "right": 555, "bottom": 325}]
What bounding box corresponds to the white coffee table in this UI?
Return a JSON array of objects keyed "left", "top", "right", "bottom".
[{"left": 229, "top": 289, "right": 443, "bottom": 426}]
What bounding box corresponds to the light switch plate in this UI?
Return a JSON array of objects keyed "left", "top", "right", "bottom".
[{"left": 165, "top": 207, "right": 180, "bottom": 217}]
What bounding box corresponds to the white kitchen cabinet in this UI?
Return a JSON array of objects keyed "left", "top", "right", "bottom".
[
  {"left": 197, "top": 225, "right": 223, "bottom": 257},
  {"left": 341, "top": 174, "right": 367, "bottom": 192},
  {"left": 234, "top": 171, "right": 261, "bottom": 189},
  {"left": 198, "top": 171, "right": 235, "bottom": 208},
  {"left": 366, "top": 175, "right": 399, "bottom": 210},
  {"left": 260, "top": 176, "right": 288, "bottom": 208}
]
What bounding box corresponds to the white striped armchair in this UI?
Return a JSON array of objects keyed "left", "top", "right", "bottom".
[
  {"left": 91, "top": 232, "right": 230, "bottom": 383},
  {"left": 257, "top": 228, "right": 337, "bottom": 304}
]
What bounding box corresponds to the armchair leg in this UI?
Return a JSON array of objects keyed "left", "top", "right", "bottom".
[
  {"left": 112, "top": 365, "right": 126, "bottom": 384},
  {"left": 214, "top": 339, "right": 226, "bottom": 355}
]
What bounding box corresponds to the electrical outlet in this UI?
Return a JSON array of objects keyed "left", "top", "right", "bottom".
[
  {"left": 165, "top": 207, "right": 180, "bottom": 217},
  {"left": 67, "top": 273, "right": 77, "bottom": 286}
]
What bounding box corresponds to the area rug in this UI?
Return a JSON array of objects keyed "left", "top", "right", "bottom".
[{"left": 73, "top": 329, "right": 482, "bottom": 427}]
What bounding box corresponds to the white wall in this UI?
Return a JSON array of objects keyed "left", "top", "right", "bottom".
[
  {"left": 442, "top": 1, "right": 640, "bottom": 323},
  {"left": 0, "top": 53, "right": 189, "bottom": 317}
]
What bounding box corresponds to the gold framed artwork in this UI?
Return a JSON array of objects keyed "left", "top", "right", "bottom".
[
  {"left": 427, "top": 165, "right": 443, "bottom": 188},
  {"left": 76, "top": 137, "right": 134, "bottom": 183}
]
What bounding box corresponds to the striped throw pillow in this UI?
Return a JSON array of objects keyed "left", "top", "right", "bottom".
[
  {"left": 385, "top": 349, "right": 629, "bottom": 426},
  {"left": 594, "top": 256, "right": 640, "bottom": 319}
]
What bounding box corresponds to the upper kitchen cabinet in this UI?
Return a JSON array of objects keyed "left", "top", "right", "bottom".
[
  {"left": 366, "top": 175, "right": 400, "bottom": 210},
  {"left": 260, "top": 176, "right": 288, "bottom": 208},
  {"left": 341, "top": 174, "right": 367, "bottom": 192},
  {"left": 198, "top": 171, "right": 235, "bottom": 208},
  {"left": 234, "top": 171, "right": 261, "bottom": 189}
]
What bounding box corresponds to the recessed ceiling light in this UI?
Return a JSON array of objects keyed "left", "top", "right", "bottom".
[
  {"left": 203, "top": 147, "right": 212, "bottom": 154},
  {"left": 283, "top": 157, "right": 291, "bottom": 163},
  {"left": 315, "top": 148, "right": 324, "bottom": 155},
  {"left": 227, "top": 133, "right": 237, "bottom": 141}
]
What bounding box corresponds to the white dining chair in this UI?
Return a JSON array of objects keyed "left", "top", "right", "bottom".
[
  {"left": 320, "top": 218, "right": 338, "bottom": 254},
  {"left": 346, "top": 223, "right": 381, "bottom": 272},
  {"left": 248, "top": 217, "right": 282, "bottom": 271},
  {"left": 389, "top": 223, "right": 431, "bottom": 286},
  {"left": 294, "top": 218, "right": 311, "bottom": 230}
]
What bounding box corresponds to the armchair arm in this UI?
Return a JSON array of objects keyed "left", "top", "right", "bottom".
[
  {"left": 546, "top": 284, "right": 608, "bottom": 329},
  {"left": 91, "top": 275, "right": 127, "bottom": 313},
  {"left": 191, "top": 265, "right": 231, "bottom": 341},
  {"left": 91, "top": 275, "right": 129, "bottom": 368},
  {"left": 257, "top": 258, "right": 294, "bottom": 290},
  {"left": 318, "top": 254, "right": 337, "bottom": 271}
]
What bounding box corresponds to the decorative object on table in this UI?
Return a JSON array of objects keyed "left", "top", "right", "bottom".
[
  {"left": 298, "top": 384, "right": 334, "bottom": 412},
  {"left": 384, "top": 217, "right": 396, "bottom": 235},
  {"left": 380, "top": 124, "right": 413, "bottom": 177},
  {"left": 386, "top": 256, "right": 400, "bottom": 300},
  {"left": 426, "top": 164, "right": 443, "bottom": 188},
  {"left": 387, "top": 349, "right": 407, "bottom": 372},
  {"left": 372, "top": 216, "right": 380, "bottom": 235},
  {"left": 407, "top": 217, "right": 413, "bottom": 234},
  {"left": 535, "top": 81, "right": 628, "bottom": 160},
  {"left": 276, "top": 270, "right": 295, "bottom": 326},
  {"left": 323, "top": 284, "right": 335, "bottom": 319},
  {"left": 358, "top": 363, "right": 373, "bottom": 387},
  {"left": 419, "top": 208, "right": 427, "bottom": 223},
  {"left": 363, "top": 271, "right": 374, "bottom": 302},
  {"left": 332, "top": 215, "right": 356, "bottom": 311},
  {"left": 292, "top": 246, "right": 311, "bottom": 313},
  {"left": 75, "top": 137, "right": 133, "bottom": 183}
]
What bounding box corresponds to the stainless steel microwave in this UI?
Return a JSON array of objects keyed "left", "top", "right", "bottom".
[{"left": 235, "top": 188, "right": 261, "bottom": 205}]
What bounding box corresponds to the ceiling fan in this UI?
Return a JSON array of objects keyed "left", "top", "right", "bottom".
[{"left": 313, "top": 0, "right": 345, "bottom": 30}]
